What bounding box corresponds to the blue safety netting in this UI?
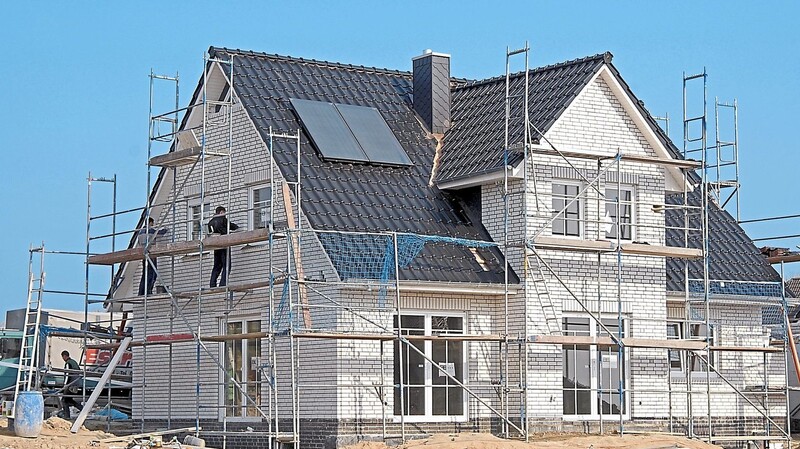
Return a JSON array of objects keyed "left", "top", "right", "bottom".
[
  {"left": 271, "top": 231, "right": 497, "bottom": 330},
  {"left": 687, "top": 280, "right": 784, "bottom": 298}
]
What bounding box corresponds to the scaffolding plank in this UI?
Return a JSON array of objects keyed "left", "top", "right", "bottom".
[
  {"left": 527, "top": 146, "right": 702, "bottom": 169},
  {"left": 149, "top": 147, "right": 230, "bottom": 168},
  {"left": 533, "top": 236, "right": 614, "bottom": 252},
  {"left": 620, "top": 243, "right": 703, "bottom": 259},
  {"left": 766, "top": 253, "right": 800, "bottom": 264},
  {"left": 87, "top": 229, "right": 269, "bottom": 265},
  {"left": 89, "top": 331, "right": 780, "bottom": 353},
  {"left": 173, "top": 280, "right": 276, "bottom": 298},
  {"left": 532, "top": 237, "right": 702, "bottom": 259},
  {"left": 527, "top": 335, "right": 779, "bottom": 352}
]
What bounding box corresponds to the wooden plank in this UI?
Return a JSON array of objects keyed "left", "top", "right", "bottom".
[
  {"left": 149, "top": 146, "right": 229, "bottom": 168},
  {"left": 91, "top": 331, "right": 781, "bottom": 353},
  {"left": 621, "top": 243, "right": 703, "bottom": 259},
  {"left": 767, "top": 253, "right": 800, "bottom": 264},
  {"left": 149, "top": 147, "right": 202, "bottom": 167},
  {"left": 292, "top": 332, "right": 506, "bottom": 341},
  {"left": 173, "top": 280, "right": 276, "bottom": 298},
  {"left": 96, "top": 427, "right": 200, "bottom": 443},
  {"left": 528, "top": 335, "right": 779, "bottom": 352},
  {"left": 88, "top": 228, "right": 269, "bottom": 265},
  {"left": 527, "top": 146, "right": 702, "bottom": 169},
  {"left": 282, "top": 182, "right": 312, "bottom": 328},
  {"left": 533, "top": 237, "right": 702, "bottom": 259},
  {"left": 89, "top": 247, "right": 143, "bottom": 265},
  {"left": 533, "top": 236, "right": 614, "bottom": 252}
]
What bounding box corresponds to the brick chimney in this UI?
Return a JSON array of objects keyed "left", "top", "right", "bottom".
[{"left": 412, "top": 50, "right": 451, "bottom": 134}]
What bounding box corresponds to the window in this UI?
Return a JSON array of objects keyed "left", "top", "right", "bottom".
[
  {"left": 188, "top": 202, "right": 211, "bottom": 241},
  {"left": 249, "top": 186, "right": 272, "bottom": 230},
  {"left": 223, "top": 319, "right": 262, "bottom": 418},
  {"left": 562, "top": 316, "right": 627, "bottom": 418},
  {"left": 552, "top": 183, "right": 582, "bottom": 237},
  {"left": 666, "top": 322, "right": 683, "bottom": 370},
  {"left": 604, "top": 187, "right": 634, "bottom": 240},
  {"left": 394, "top": 313, "right": 465, "bottom": 420},
  {"left": 667, "top": 320, "right": 717, "bottom": 375}
]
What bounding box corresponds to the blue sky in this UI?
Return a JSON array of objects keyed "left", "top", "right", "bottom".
[{"left": 1, "top": 2, "right": 798, "bottom": 319}]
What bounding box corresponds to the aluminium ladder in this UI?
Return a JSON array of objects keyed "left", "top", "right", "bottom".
[
  {"left": 11, "top": 245, "right": 46, "bottom": 418},
  {"left": 525, "top": 245, "right": 561, "bottom": 335}
]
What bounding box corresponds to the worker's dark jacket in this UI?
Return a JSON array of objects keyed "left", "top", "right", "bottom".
[
  {"left": 207, "top": 215, "right": 239, "bottom": 235},
  {"left": 64, "top": 358, "right": 80, "bottom": 387}
]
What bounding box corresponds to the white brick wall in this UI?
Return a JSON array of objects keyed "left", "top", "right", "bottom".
[{"left": 121, "top": 71, "right": 784, "bottom": 431}]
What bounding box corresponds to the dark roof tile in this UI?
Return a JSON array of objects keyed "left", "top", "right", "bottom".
[{"left": 210, "top": 47, "right": 514, "bottom": 285}]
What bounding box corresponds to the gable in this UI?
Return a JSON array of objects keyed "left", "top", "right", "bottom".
[
  {"left": 543, "top": 66, "right": 686, "bottom": 192},
  {"left": 545, "top": 72, "right": 657, "bottom": 158}
]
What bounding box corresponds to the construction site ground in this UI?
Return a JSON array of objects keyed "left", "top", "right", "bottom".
[
  {"left": 0, "top": 419, "right": 745, "bottom": 449},
  {"left": 0, "top": 421, "right": 797, "bottom": 449}
]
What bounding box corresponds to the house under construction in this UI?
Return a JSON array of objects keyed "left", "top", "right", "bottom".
[{"left": 31, "top": 45, "right": 799, "bottom": 448}]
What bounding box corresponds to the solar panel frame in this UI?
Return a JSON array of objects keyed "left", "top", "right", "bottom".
[
  {"left": 336, "top": 104, "right": 412, "bottom": 166},
  {"left": 289, "top": 98, "right": 369, "bottom": 163}
]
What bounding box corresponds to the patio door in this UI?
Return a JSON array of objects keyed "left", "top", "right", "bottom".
[
  {"left": 562, "top": 316, "right": 627, "bottom": 419},
  {"left": 394, "top": 313, "right": 466, "bottom": 419}
]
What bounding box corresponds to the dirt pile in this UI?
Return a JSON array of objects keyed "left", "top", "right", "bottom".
[
  {"left": 344, "top": 432, "right": 723, "bottom": 449},
  {"left": 0, "top": 416, "right": 114, "bottom": 449}
]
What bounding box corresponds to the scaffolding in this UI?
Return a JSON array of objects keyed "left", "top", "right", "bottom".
[
  {"left": 2, "top": 237, "right": 132, "bottom": 430},
  {"left": 59, "top": 46, "right": 798, "bottom": 449}
]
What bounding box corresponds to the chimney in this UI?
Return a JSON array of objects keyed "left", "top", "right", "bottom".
[{"left": 413, "top": 49, "right": 451, "bottom": 134}]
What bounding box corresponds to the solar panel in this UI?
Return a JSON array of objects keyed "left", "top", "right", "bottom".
[
  {"left": 289, "top": 98, "right": 368, "bottom": 162},
  {"left": 336, "top": 104, "right": 412, "bottom": 166}
]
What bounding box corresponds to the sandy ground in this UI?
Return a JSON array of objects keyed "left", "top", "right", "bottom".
[
  {"left": 0, "top": 421, "right": 761, "bottom": 449},
  {"left": 0, "top": 417, "right": 114, "bottom": 449},
  {"left": 344, "top": 432, "right": 725, "bottom": 449}
]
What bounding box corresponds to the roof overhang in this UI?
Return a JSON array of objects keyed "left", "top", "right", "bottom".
[{"left": 437, "top": 164, "right": 524, "bottom": 190}]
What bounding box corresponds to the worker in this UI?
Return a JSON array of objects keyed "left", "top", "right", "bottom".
[
  {"left": 207, "top": 206, "right": 239, "bottom": 287},
  {"left": 60, "top": 350, "right": 81, "bottom": 419},
  {"left": 137, "top": 217, "right": 169, "bottom": 296}
]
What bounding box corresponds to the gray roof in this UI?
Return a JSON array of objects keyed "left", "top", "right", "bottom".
[
  {"left": 437, "top": 53, "right": 610, "bottom": 183},
  {"left": 166, "top": 47, "right": 779, "bottom": 293},
  {"left": 210, "top": 47, "right": 514, "bottom": 285},
  {"left": 786, "top": 278, "right": 800, "bottom": 297},
  {"left": 665, "top": 191, "right": 782, "bottom": 292}
]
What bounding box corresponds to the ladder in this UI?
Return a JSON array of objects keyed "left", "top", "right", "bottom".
[
  {"left": 526, "top": 245, "right": 561, "bottom": 335},
  {"left": 11, "top": 245, "right": 46, "bottom": 417}
]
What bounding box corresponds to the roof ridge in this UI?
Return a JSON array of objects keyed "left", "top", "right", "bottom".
[
  {"left": 209, "top": 46, "right": 413, "bottom": 78},
  {"left": 456, "top": 51, "right": 612, "bottom": 90}
]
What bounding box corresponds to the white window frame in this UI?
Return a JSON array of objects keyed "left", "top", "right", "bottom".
[
  {"left": 666, "top": 319, "right": 718, "bottom": 378},
  {"left": 218, "top": 317, "right": 263, "bottom": 422},
  {"left": 604, "top": 185, "right": 635, "bottom": 241},
  {"left": 187, "top": 200, "right": 211, "bottom": 241},
  {"left": 392, "top": 311, "right": 468, "bottom": 423},
  {"left": 248, "top": 185, "right": 272, "bottom": 231},
  {"left": 551, "top": 181, "right": 584, "bottom": 238},
  {"left": 561, "top": 314, "right": 630, "bottom": 421}
]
